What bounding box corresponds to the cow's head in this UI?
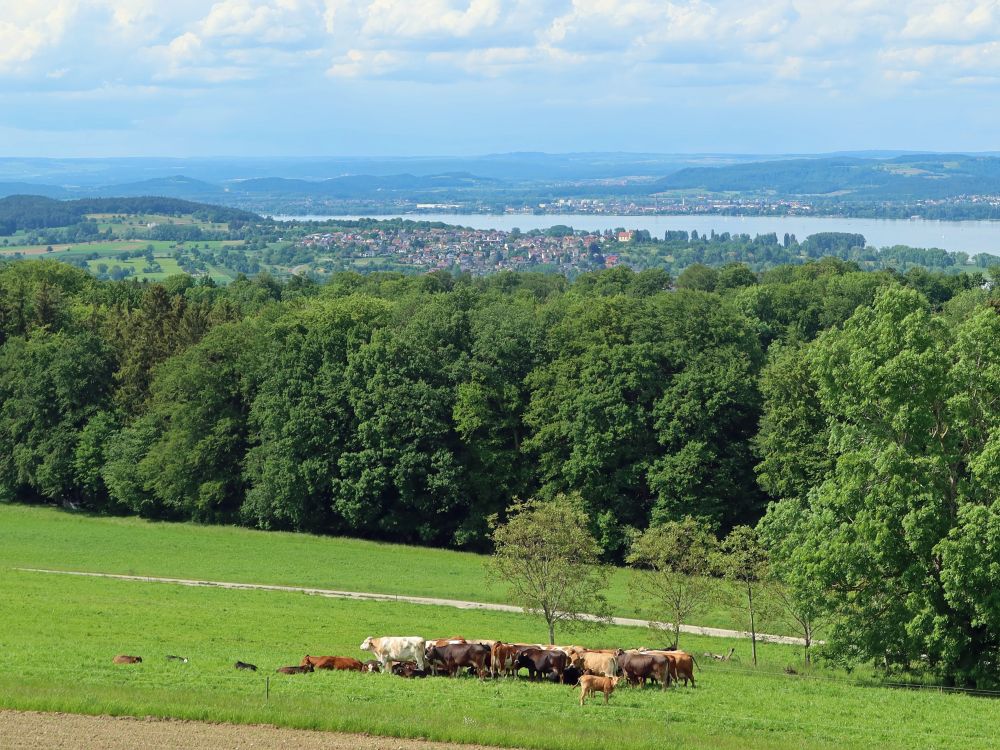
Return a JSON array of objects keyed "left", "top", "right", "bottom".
[
  {"left": 360, "top": 637, "right": 374, "bottom": 652},
  {"left": 134, "top": 656, "right": 142, "bottom": 663}
]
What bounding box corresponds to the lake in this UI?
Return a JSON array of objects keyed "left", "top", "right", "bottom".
[{"left": 273, "top": 213, "right": 1000, "bottom": 255}]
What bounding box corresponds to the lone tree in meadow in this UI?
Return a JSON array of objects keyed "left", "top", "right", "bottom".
[
  {"left": 489, "top": 494, "right": 611, "bottom": 644},
  {"left": 627, "top": 516, "right": 718, "bottom": 649}
]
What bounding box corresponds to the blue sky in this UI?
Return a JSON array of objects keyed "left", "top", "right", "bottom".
[{"left": 2, "top": 0, "right": 999, "bottom": 157}]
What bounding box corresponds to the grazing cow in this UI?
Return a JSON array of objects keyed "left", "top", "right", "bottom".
[
  {"left": 571, "top": 650, "right": 619, "bottom": 677},
  {"left": 165, "top": 655, "right": 188, "bottom": 663},
  {"left": 234, "top": 661, "right": 258, "bottom": 671},
  {"left": 301, "top": 655, "right": 364, "bottom": 671},
  {"left": 578, "top": 675, "right": 620, "bottom": 705},
  {"left": 391, "top": 661, "right": 429, "bottom": 678},
  {"left": 491, "top": 642, "right": 521, "bottom": 678},
  {"left": 113, "top": 655, "right": 142, "bottom": 664},
  {"left": 276, "top": 664, "right": 313, "bottom": 674},
  {"left": 617, "top": 651, "right": 668, "bottom": 690},
  {"left": 515, "top": 648, "right": 568, "bottom": 681},
  {"left": 360, "top": 636, "right": 427, "bottom": 672},
  {"left": 425, "top": 643, "right": 490, "bottom": 678},
  {"left": 643, "top": 650, "right": 694, "bottom": 687}
]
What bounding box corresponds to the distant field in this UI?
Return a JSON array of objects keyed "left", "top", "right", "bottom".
[
  {"left": 0, "top": 504, "right": 995, "bottom": 750},
  {"left": 0, "top": 505, "right": 788, "bottom": 639}
]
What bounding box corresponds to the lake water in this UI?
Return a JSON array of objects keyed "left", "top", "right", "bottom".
[{"left": 273, "top": 213, "right": 1000, "bottom": 255}]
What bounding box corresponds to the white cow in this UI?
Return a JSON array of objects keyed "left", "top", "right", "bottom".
[{"left": 360, "top": 635, "right": 427, "bottom": 672}]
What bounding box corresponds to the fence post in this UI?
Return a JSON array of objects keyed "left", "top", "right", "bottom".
[{"left": 266, "top": 676, "right": 270, "bottom": 701}]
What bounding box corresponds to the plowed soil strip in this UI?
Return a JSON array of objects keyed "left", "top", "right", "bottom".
[{"left": 0, "top": 710, "right": 508, "bottom": 750}]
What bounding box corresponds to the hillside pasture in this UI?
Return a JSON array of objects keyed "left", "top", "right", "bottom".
[
  {"left": 0, "top": 505, "right": 791, "bottom": 640},
  {"left": 0, "top": 565, "right": 995, "bottom": 750}
]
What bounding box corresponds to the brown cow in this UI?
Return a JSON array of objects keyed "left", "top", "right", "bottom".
[
  {"left": 276, "top": 664, "right": 313, "bottom": 674},
  {"left": 644, "top": 649, "right": 695, "bottom": 687},
  {"left": 113, "top": 655, "right": 142, "bottom": 664},
  {"left": 617, "top": 650, "right": 668, "bottom": 690},
  {"left": 571, "top": 650, "right": 619, "bottom": 677},
  {"left": 578, "top": 675, "right": 620, "bottom": 705},
  {"left": 301, "top": 655, "right": 364, "bottom": 671},
  {"left": 425, "top": 643, "right": 490, "bottom": 678},
  {"left": 490, "top": 642, "right": 520, "bottom": 678}
]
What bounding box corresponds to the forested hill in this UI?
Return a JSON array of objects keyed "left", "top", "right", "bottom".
[
  {"left": 652, "top": 154, "right": 1000, "bottom": 199},
  {"left": 0, "top": 195, "right": 262, "bottom": 232}
]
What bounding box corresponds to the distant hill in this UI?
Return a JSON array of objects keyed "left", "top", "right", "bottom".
[
  {"left": 651, "top": 154, "right": 1000, "bottom": 200},
  {"left": 0, "top": 195, "right": 262, "bottom": 232},
  {"left": 91, "top": 175, "right": 223, "bottom": 200},
  {"left": 0, "top": 183, "right": 71, "bottom": 199},
  {"left": 229, "top": 172, "right": 499, "bottom": 198}
]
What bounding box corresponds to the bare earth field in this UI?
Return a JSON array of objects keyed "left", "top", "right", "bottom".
[{"left": 0, "top": 710, "right": 505, "bottom": 750}]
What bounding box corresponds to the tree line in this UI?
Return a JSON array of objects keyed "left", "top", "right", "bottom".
[{"left": 2, "top": 257, "right": 999, "bottom": 685}]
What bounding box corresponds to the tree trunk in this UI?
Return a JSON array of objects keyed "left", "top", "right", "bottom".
[
  {"left": 673, "top": 621, "right": 681, "bottom": 650},
  {"left": 548, "top": 619, "right": 555, "bottom": 645},
  {"left": 748, "top": 583, "right": 758, "bottom": 666}
]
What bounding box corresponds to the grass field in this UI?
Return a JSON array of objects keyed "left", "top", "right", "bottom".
[
  {"left": 1, "top": 503, "right": 998, "bottom": 749},
  {"left": 0, "top": 505, "right": 787, "bottom": 638}
]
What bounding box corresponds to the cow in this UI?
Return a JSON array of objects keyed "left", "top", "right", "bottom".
[
  {"left": 360, "top": 636, "right": 427, "bottom": 672},
  {"left": 578, "top": 675, "right": 620, "bottom": 705},
  {"left": 165, "top": 655, "right": 188, "bottom": 663},
  {"left": 391, "top": 661, "right": 429, "bottom": 678},
  {"left": 491, "top": 642, "right": 521, "bottom": 678},
  {"left": 276, "top": 664, "right": 313, "bottom": 674},
  {"left": 301, "top": 655, "right": 364, "bottom": 671},
  {"left": 427, "top": 636, "right": 467, "bottom": 647},
  {"left": 425, "top": 642, "right": 490, "bottom": 678},
  {"left": 617, "top": 650, "right": 668, "bottom": 690},
  {"left": 515, "top": 648, "right": 568, "bottom": 681},
  {"left": 112, "top": 655, "right": 142, "bottom": 664},
  {"left": 642, "top": 649, "right": 695, "bottom": 687},
  {"left": 234, "top": 661, "right": 258, "bottom": 671},
  {"left": 361, "top": 660, "right": 381, "bottom": 673},
  {"left": 546, "top": 665, "right": 583, "bottom": 685},
  {"left": 570, "top": 650, "right": 619, "bottom": 677}
]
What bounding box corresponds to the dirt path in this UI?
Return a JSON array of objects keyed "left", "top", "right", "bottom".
[
  {"left": 0, "top": 710, "right": 505, "bottom": 750},
  {"left": 15, "top": 567, "right": 812, "bottom": 646}
]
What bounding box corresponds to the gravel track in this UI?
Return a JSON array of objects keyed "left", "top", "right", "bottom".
[{"left": 0, "top": 710, "right": 505, "bottom": 750}]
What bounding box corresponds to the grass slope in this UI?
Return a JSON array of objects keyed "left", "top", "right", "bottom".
[
  {"left": 0, "top": 505, "right": 782, "bottom": 637},
  {"left": 0, "top": 567, "right": 994, "bottom": 750}
]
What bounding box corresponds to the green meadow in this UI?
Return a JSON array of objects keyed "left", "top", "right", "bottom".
[
  {"left": 1, "top": 504, "right": 997, "bottom": 749},
  {"left": 1, "top": 505, "right": 783, "bottom": 637}
]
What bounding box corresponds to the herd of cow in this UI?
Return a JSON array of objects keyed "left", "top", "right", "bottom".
[{"left": 113, "top": 634, "right": 697, "bottom": 706}]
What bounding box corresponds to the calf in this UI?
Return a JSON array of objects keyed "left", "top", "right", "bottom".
[
  {"left": 234, "top": 661, "right": 258, "bottom": 671},
  {"left": 578, "top": 674, "right": 620, "bottom": 705},
  {"left": 391, "top": 660, "right": 428, "bottom": 678},
  {"left": 276, "top": 664, "right": 314, "bottom": 674},
  {"left": 112, "top": 655, "right": 142, "bottom": 664},
  {"left": 361, "top": 660, "right": 381, "bottom": 673}
]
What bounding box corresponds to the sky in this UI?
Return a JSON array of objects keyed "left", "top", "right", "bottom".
[{"left": 1, "top": 0, "right": 999, "bottom": 157}]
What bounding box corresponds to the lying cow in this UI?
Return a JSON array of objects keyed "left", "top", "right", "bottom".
[
  {"left": 276, "top": 664, "right": 313, "bottom": 674},
  {"left": 113, "top": 655, "right": 142, "bottom": 664},
  {"left": 301, "top": 655, "right": 364, "bottom": 671},
  {"left": 234, "top": 661, "right": 258, "bottom": 671},
  {"left": 515, "top": 647, "right": 568, "bottom": 681},
  {"left": 360, "top": 636, "right": 427, "bottom": 673},
  {"left": 425, "top": 642, "right": 490, "bottom": 678},
  {"left": 578, "top": 675, "right": 620, "bottom": 705},
  {"left": 361, "top": 659, "right": 381, "bottom": 673},
  {"left": 391, "top": 660, "right": 429, "bottom": 678},
  {"left": 546, "top": 665, "right": 583, "bottom": 685}
]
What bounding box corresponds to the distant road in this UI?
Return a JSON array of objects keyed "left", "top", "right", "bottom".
[{"left": 16, "top": 567, "right": 810, "bottom": 646}]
